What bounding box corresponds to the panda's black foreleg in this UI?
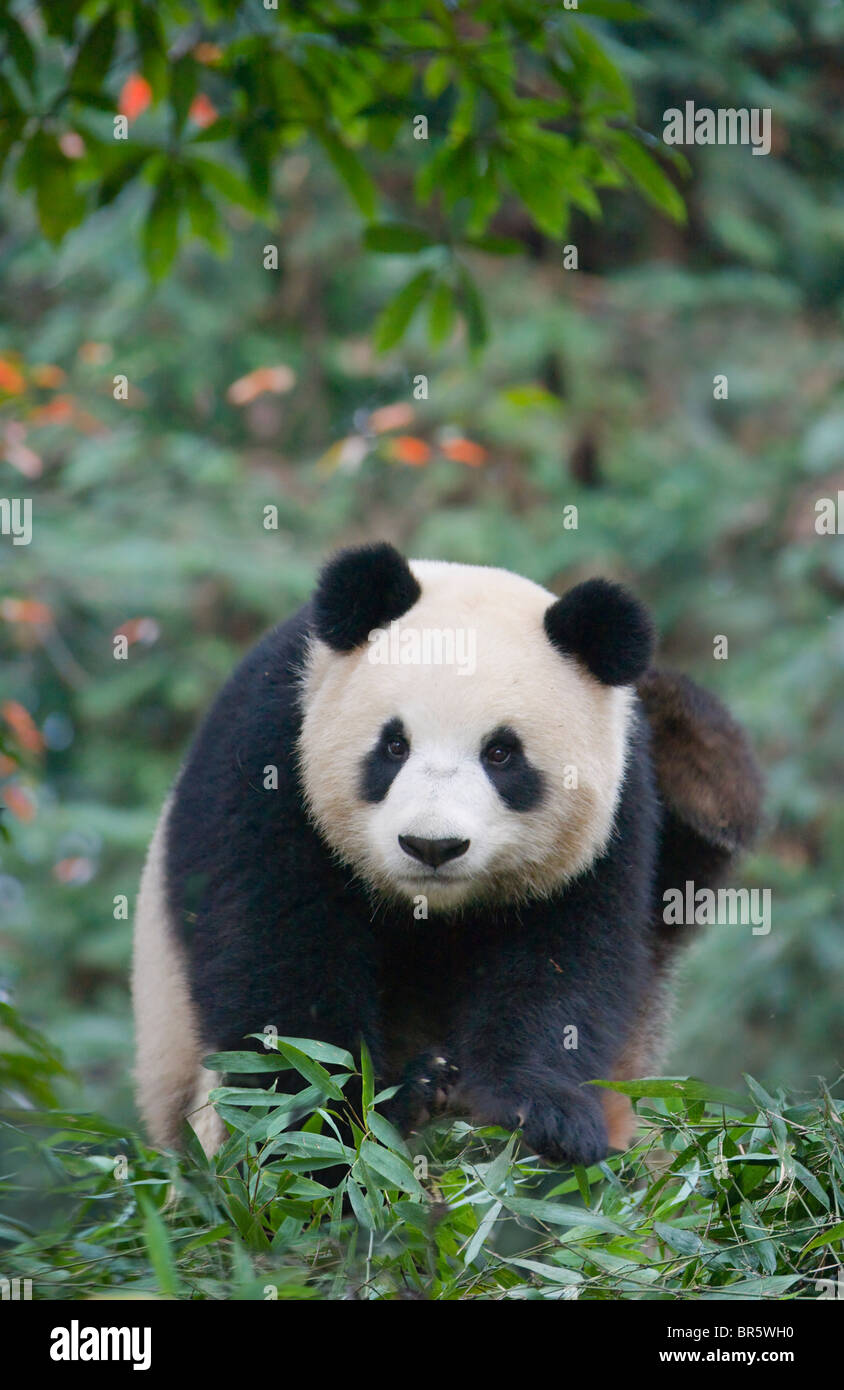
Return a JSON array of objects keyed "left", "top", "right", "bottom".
[
  {"left": 447, "top": 927, "right": 653, "bottom": 1168},
  {"left": 187, "top": 898, "right": 391, "bottom": 1168}
]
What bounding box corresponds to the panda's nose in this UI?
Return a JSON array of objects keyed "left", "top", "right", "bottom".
[{"left": 398, "top": 835, "right": 470, "bottom": 868}]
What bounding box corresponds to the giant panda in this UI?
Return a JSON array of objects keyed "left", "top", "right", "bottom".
[{"left": 132, "top": 544, "right": 762, "bottom": 1165}]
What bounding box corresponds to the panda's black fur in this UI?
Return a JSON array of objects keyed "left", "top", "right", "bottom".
[{"left": 153, "top": 545, "right": 762, "bottom": 1166}]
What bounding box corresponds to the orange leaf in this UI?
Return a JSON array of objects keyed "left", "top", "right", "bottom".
[
  {"left": 441, "top": 437, "right": 487, "bottom": 467},
  {"left": 0, "top": 753, "right": 18, "bottom": 776},
  {"left": 114, "top": 617, "right": 160, "bottom": 646},
  {"left": 194, "top": 43, "right": 223, "bottom": 64},
  {"left": 189, "top": 93, "right": 218, "bottom": 128},
  {"left": 54, "top": 856, "right": 95, "bottom": 885},
  {"left": 0, "top": 359, "right": 25, "bottom": 395},
  {"left": 369, "top": 403, "right": 415, "bottom": 434},
  {"left": 227, "top": 365, "right": 296, "bottom": 405},
  {"left": 390, "top": 435, "right": 431, "bottom": 466},
  {"left": 119, "top": 73, "right": 152, "bottom": 122},
  {"left": 2, "top": 700, "right": 44, "bottom": 753},
  {"left": 31, "top": 364, "right": 67, "bottom": 389},
  {"left": 78, "top": 342, "right": 112, "bottom": 365},
  {"left": 2, "top": 783, "right": 36, "bottom": 822},
  {"left": 1, "top": 598, "right": 53, "bottom": 625},
  {"left": 31, "top": 395, "right": 74, "bottom": 425}
]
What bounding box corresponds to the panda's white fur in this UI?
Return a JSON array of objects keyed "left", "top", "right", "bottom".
[
  {"left": 132, "top": 797, "right": 225, "bottom": 1153},
  {"left": 299, "top": 560, "right": 635, "bottom": 910}
]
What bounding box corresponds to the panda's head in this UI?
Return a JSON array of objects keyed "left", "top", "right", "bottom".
[{"left": 298, "top": 544, "right": 653, "bottom": 912}]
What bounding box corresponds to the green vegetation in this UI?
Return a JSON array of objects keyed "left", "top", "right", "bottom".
[
  {"left": 0, "top": 0, "right": 842, "bottom": 1298},
  {"left": 3, "top": 1013, "right": 842, "bottom": 1299}
]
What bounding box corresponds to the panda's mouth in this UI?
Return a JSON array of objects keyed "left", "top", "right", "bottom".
[{"left": 398, "top": 869, "right": 470, "bottom": 885}]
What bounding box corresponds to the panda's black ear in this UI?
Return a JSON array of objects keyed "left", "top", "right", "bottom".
[
  {"left": 544, "top": 578, "right": 654, "bottom": 686},
  {"left": 313, "top": 543, "right": 421, "bottom": 652}
]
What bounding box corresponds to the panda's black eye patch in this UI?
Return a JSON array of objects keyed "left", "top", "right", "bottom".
[
  {"left": 480, "top": 726, "right": 545, "bottom": 812},
  {"left": 360, "top": 717, "right": 409, "bottom": 803}
]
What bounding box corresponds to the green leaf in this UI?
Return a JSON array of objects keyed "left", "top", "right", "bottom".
[
  {"left": 576, "top": 1, "right": 649, "bottom": 17},
  {"left": 96, "top": 149, "right": 152, "bottom": 209},
  {"left": 500, "top": 1255, "right": 582, "bottom": 1284},
  {"left": 142, "top": 171, "right": 182, "bottom": 280},
  {"left": 360, "top": 1038, "right": 374, "bottom": 1113},
  {"left": 592, "top": 1078, "right": 747, "bottom": 1107},
  {"left": 202, "top": 1051, "right": 292, "bottom": 1073},
  {"left": 317, "top": 128, "right": 376, "bottom": 219},
  {"left": 1, "top": 15, "right": 37, "bottom": 93},
  {"left": 274, "top": 1131, "right": 354, "bottom": 1161},
  {"left": 464, "top": 1200, "right": 502, "bottom": 1266},
  {"left": 71, "top": 9, "right": 118, "bottom": 95},
  {"left": 275, "top": 1042, "right": 345, "bottom": 1101},
  {"left": 743, "top": 1074, "right": 778, "bottom": 1110},
  {"left": 574, "top": 1165, "right": 591, "bottom": 1207},
  {"left": 607, "top": 130, "right": 686, "bottom": 223},
  {"left": 183, "top": 172, "right": 228, "bottom": 253},
  {"left": 364, "top": 223, "right": 437, "bottom": 253},
  {"left": 739, "top": 1200, "right": 777, "bottom": 1273},
  {"left": 482, "top": 1133, "right": 518, "bottom": 1193},
  {"left": 366, "top": 1109, "right": 412, "bottom": 1160},
  {"left": 500, "top": 1196, "right": 628, "bottom": 1235},
  {"left": 170, "top": 54, "right": 198, "bottom": 137},
  {"left": 803, "top": 1221, "right": 844, "bottom": 1253},
  {"left": 654, "top": 1220, "right": 706, "bottom": 1256},
  {"left": 501, "top": 383, "right": 564, "bottom": 410},
  {"left": 247, "top": 1035, "right": 355, "bottom": 1069},
  {"left": 374, "top": 268, "right": 434, "bottom": 351},
  {"left": 423, "top": 55, "right": 451, "bottom": 99},
  {"left": 572, "top": 23, "right": 634, "bottom": 115},
  {"left": 345, "top": 1175, "right": 377, "bottom": 1229},
  {"left": 131, "top": 1, "right": 168, "bottom": 101},
  {"left": 457, "top": 265, "right": 488, "bottom": 351},
  {"left": 462, "top": 234, "right": 523, "bottom": 255},
  {"left": 17, "top": 133, "right": 86, "bottom": 243},
  {"left": 185, "top": 156, "right": 266, "bottom": 216},
  {"left": 428, "top": 279, "right": 456, "bottom": 346},
  {"left": 791, "top": 1160, "right": 830, "bottom": 1209},
  {"left": 358, "top": 1139, "right": 424, "bottom": 1194},
  {"left": 138, "top": 1194, "right": 179, "bottom": 1297},
  {"left": 702, "top": 1275, "right": 801, "bottom": 1299}
]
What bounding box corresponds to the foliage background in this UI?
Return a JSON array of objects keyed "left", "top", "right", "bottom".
[{"left": 0, "top": 0, "right": 842, "bottom": 1278}]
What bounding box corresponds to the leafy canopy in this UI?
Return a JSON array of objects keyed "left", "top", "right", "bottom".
[{"left": 0, "top": 0, "right": 685, "bottom": 347}]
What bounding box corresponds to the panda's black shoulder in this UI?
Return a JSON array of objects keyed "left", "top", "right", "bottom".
[{"left": 164, "top": 600, "right": 319, "bottom": 929}]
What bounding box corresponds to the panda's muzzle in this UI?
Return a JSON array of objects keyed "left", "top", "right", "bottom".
[{"left": 398, "top": 835, "right": 470, "bottom": 869}]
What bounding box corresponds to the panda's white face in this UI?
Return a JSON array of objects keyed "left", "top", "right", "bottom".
[{"left": 298, "top": 561, "right": 636, "bottom": 912}]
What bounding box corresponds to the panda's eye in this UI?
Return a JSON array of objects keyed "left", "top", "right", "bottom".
[
  {"left": 386, "top": 735, "right": 409, "bottom": 760},
  {"left": 484, "top": 743, "right": 512, "bottom": 767}
]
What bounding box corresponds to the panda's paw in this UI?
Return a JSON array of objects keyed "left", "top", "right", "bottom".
[
  {"left": 520, "top": 1097, "right": 608, "bottom": 1168},
  {"left": 385, "top": 1050, "right": 460, "bottom": 1129},
  {"left": 471, "top": 1085, "right": 608, "bottom": 1167}
]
